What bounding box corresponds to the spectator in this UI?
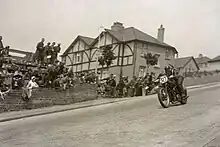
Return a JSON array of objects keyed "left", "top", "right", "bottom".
[
  {"left": 12, "top": 70, "right": 23, "bottom": 90},
  {"left": 123, "top": 76, "right": 129, "bottom": 97},
  {"left": 50, "top": 42, "right": 56, "bottom": 63},
  {"left": 4, "top": 46, "right": 9, "bottom": 56},
  {"left": 45, "top": 42, "right": 52, "bottom": 64},
  {"left": 135, "top": 77, "right": 143, "bottom": 96},
  {"left": 109, "top": 75, "right": 116, "bottom": 98},
  {"left": 35, "top": 38, "right": 45, "bottom": 64},
  {"left": 53, "top": 43, "right": 61, "bottom": 64},
  {"left": 23, "top": 76, "right": 39, "bottom": 100},
  {"left": 117, "top": 77, "right": 125, "bottom": 97},
  {"left": 0, "top": 36, "right": 4, "bottom": 53},
  {"left": 128, "top": 76, "right": 137, "bottom": 97}
]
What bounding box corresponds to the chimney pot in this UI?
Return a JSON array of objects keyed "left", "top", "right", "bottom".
[
  {"left": 111, "top": 22, "right": 124, "bottom": 31},
  {"left": 199, "top": 54, "right": 203, "bottom": 58}
]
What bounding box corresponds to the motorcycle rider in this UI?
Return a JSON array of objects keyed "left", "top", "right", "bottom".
[{"left": 164, "top": 65, "right": 185, "bottom": 97}]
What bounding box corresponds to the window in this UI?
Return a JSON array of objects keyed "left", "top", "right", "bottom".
[
  {"left": 77, "top": 53, "right": 80, "bottom": 63},
  {"left": 122, "top": 56, "right": 133, "bottom": 65},
  {"left": 165, "top": 49, "right": 169, "bottom": 60},
  {"left": 128, "top": 56, "right": 133, "bottom": 64}
]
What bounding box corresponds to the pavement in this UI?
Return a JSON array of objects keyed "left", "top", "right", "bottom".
[
  {"left": 0, "top": 82, "right": 220, "bottom": 123},
  {"left": 0, "top": 83, "right": 220, "bottom": 146}
]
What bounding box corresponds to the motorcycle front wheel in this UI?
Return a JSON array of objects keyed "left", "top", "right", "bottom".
[
  {"left": 158, "top": 88, "right": 170, "bottom": 108},
  {"left": 180, "top": 89, "right": 188, "bottom": 104}
]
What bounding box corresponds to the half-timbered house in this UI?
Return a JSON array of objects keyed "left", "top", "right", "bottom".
[{"left": 62, "top": 22, "right": 178, "bottom": 81}]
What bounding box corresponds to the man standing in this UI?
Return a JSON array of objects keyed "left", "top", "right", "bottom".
[
  {"left": 36, "top": 38, "right": 45, "bottom": 64},
  {"left": 51, "top": 42, "right": 57, "bottom": 64},
  {"left": 0, "top": 36, "right": 4, "bottom": 50},
  {"left": 0, "top": 36, "right": 4, "bottom": 57},
  {"left": 53, "top": 43, "right": 61, "bottom": 64},
  {"left": 110, "top": 75, "right": 116, "bottom": 98},
  {"left": 45, "top": 42, "right": 52, "bottom": 64}
]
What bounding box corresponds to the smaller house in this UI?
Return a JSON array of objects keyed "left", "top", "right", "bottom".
[
  {"left": 208, "top": 55, "right": 220, "bottom": 71},
  {"left": 195, "top": 54, "right": 211, "bottom": 71},
  {"left": 174, "top": 56, "right": 199, "bottom": 76}
]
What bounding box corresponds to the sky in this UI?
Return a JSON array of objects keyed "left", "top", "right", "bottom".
[{"left": 0, "top": 0, "right": 219, "bottom": 58}]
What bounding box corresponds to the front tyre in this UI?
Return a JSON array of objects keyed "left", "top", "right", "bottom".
[
  {"left": 180, "top": 89, "right": 188, "bottom": 105},
  {"left": 158, "top": 88, "right": 170, "bottom": 108}
]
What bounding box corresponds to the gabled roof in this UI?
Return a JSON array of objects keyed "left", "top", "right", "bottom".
[
  {"left": 104, "top": 27, "right": 177, "bottom": 53},
  {"left": 79, "top": 36, "right": 95, "bottom": 46},
  {"left": 209, "top": 55, "right": 220, "bottom": 62},
  {"left": 174, "top": 56, "right": 199, "bottom": 70},
  {"left": 63, "top": 35, "right": 95, "bottom": 56},
  {"left": 195, "top": 56, "right": 211, "bottom": 64}
]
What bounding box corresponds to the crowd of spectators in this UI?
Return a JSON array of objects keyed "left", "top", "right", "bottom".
[
  {"left": 34, "top": 38, "right": 61, "bottom": 65},
  {"left": 97, "top": 72, "right": 156, "bottom": 98},
  {"left": 0, "top": 36, "right": 76, "bottom": 100}
]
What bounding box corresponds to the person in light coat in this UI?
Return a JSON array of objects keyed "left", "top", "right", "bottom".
[{"left": 26, "top": 76, "right": 39, "bottom": 98}]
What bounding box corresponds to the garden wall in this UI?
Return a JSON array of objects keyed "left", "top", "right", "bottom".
[
  {"left": 184, "top": 74, "right": 220, "bottom": 87},
  {"left": 0, "top": 84, "right": 97, "bottom": 113}
]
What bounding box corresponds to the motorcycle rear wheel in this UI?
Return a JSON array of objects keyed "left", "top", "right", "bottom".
[{"left": 158, "top": 88, "right": 170, "bottom": 108}]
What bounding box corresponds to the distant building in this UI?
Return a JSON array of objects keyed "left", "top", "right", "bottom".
[
  {"left": 62, "top": 22, "right": 178, "bottom": 81},
  {"left": 174, "top": 56, "right": 199, "bottom": 76},
  {"left": 208, "top": 56, "right": 220, "bottom": 71},
  {"left": 8, "top": 48, "right": 34, "bottom": 64},
  {"left": 195, "top": 54, "right": 211, "bottom": 71},
  {"left": 1, "top": 49, "right": 36, "bottom": 71}
]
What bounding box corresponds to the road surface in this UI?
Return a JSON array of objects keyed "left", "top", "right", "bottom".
[{"left": 0, "top": 85, "right": 220, "bottom": 147}]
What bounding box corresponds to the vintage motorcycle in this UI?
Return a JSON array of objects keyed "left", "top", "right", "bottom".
[{"left": 154, "top": 74, "right": 189, "bottom": 108}]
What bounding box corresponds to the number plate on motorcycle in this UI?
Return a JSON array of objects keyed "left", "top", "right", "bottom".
[{"left": 160, "top": 76, "right": 168, "bottom": 84}]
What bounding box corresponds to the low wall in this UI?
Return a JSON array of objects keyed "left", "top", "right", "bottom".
[
  {"left": 184, "top": 74, "right": 220, "bottom": 87},
  {"left": 0, "top": 84, "right": 97, "bottom": 113}
]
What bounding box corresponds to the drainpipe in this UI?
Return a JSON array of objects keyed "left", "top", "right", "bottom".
[{"left": 119, "top": 42, "right": 125, "bottom": 80}]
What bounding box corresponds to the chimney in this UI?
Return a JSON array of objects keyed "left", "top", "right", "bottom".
[
  {"left": 111, "top": 22, "right": 124, "bottom": 31},
  {"left": 199, "top": 54, "right": 203, "bottom": 58},
  {"left": 157, "top": 24, "right": 165, "bottom": 42}
]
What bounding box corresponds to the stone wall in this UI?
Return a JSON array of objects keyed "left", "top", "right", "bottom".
[
  {"left": 184, "top": 74, "right": 220, "bottom": 87},
  {"left": 0, "top": 84, "right": 97, "bottom": 113}
]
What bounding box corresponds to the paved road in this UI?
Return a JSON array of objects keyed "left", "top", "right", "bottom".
[{"left": 0, "top": 85, "right": 220, "bottom": 147}]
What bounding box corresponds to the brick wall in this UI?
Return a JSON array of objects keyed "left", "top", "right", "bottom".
[{"left": 0, "top": 84, "right": 97, "bottom": 113}]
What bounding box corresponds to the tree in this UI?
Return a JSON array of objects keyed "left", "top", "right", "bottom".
[
  {"left": 141, "top": 52, "right": 160, "bottom": 73},
  {"left": 98, "top": 45, "right": 116, "bottom": 79}
]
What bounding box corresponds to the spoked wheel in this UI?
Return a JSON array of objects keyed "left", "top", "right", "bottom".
[{"left": 158, "top": 88, "right": 170, "bottom": 108}]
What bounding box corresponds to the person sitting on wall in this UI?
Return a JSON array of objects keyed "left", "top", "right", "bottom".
[
  {"left": 12, "top": 70, "right": 23, "bottom": 90},
  {"left": 1, "top": 46, "right": 10, "bottom": 57},
  {"left": 0, "top": 70, "right": 11, "bottom": 100},
  {"left": 22, "top": 76, "right": 39, "bottom": 101}
]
